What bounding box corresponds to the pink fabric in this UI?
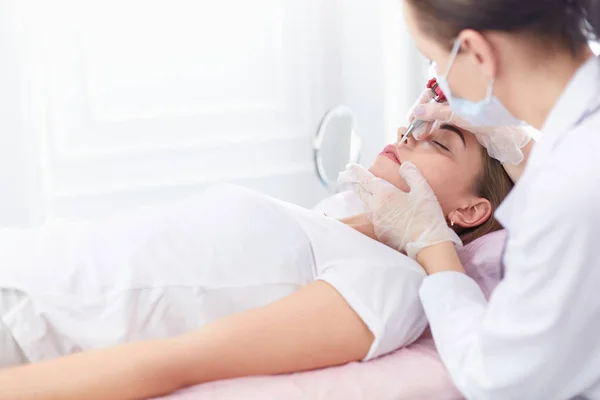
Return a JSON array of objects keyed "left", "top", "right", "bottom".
[
  {"left": 157, "top": 230, "right": 507, "bottom": 400},
  {"left": 459, "top": 229, "right": 506, "bottom": 300},
  {"left": 155, "top": 334, "right": 461, "bottom": 400}
]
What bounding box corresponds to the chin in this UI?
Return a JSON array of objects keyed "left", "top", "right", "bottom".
[{"left": 369, "top": 155, "right": 408, "bottom": 191}]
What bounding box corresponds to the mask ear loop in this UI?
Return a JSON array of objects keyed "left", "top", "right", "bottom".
[
  {"left": 442, "top": 38, "right": 462, "bottom": 79},
  {"left": 445, "top": 37, "right": 495, "bottom": 106},
  {"left": 484, "top": 78, "right": 495, "bottom": 105}
]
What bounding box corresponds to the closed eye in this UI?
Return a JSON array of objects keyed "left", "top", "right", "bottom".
[{"left": 433, "top": 141, "right": 450, "bottom": 151}]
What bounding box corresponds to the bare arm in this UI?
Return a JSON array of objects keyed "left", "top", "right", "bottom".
[{"left": 0, "top": 281, "right": 373, "bottom": 400}]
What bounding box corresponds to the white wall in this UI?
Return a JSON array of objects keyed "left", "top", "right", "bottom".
[
  {"left": 0, "top": 0, "right": 49, "bottom": 226},
  {"left": 328, "top": 0, "right": 426, "bottom": 164},
  {"left": 0, "top": 0, "right": 422, "bottom": 226},
  {"left": 380, "top": 0, "right": 429, "bottom": 144}
]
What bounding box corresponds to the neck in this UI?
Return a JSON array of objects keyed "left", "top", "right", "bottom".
[
  {"left": 510, "top": 47, "right": 595, "bottom": 130},
  {"left": 339, "top": 214, "right": 377, "bottom": 241}
]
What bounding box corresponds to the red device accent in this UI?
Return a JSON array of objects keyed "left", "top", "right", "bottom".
[{"left": 427, "top": 77, "right": 446, "bottom": 102}]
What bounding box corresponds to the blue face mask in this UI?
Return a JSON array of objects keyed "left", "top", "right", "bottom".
[{"left": 435, "top": 38, "right": 523, "bottom": 127}]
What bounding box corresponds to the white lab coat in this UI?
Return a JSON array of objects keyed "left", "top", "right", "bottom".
[{"left": 420, "top": 56, "right": 600, "bottom": 400}]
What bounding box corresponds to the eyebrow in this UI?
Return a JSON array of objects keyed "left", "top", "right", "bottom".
[{"left": 439, "top": 124, "right": 466, "bottom": 148}]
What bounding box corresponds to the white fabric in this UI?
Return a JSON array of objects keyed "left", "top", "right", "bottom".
[
  {"left": 313, "top": 191, "right": 365, "bottom": 219},
  {"left": 0, "top": 184, "right": 427, "bottom": 365},
  {"left": 420, "top": 56, "right": 600, "bottom": 400},
  {"left": 0, "top": 290, "right": 27, "bottom": 367}
]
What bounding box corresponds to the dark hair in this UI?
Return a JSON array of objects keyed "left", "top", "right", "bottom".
[
  {"left": 407, "top": 0, "right": 600, "bottom": 53},
  {"left": 458, "top": 149, "right": 514, "bottom": 245}
]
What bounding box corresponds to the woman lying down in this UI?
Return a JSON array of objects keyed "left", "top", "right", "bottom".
[{"left": 0, "top": 124, "right": 513, "bottom": 399}]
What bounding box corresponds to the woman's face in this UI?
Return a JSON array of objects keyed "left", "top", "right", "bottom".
[{"left": 368, "top": 125, "right": 483, "bottom": 216}]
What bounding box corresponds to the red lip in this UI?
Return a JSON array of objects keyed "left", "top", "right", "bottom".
[{"left": 380, "top": 144, "right": 401, "bottom": 165}]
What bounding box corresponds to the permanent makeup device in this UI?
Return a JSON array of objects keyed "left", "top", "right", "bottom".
[{"left": 401, "top": 78, "right": 447, "bottom": 143}]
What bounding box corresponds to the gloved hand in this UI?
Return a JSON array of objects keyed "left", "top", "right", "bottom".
[
  {"left": 338, "top": 162, "right": 462, "bottom": 259},
  {"left": 408, "top": 89, "right": 533, "bottom": 165}
]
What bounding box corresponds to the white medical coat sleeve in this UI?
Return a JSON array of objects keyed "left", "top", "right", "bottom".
[{"left": 420, "top": 158, "right": 600, "bottom": 400}]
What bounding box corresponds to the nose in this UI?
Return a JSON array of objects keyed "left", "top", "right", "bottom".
[
  {"left": 397, "top": 134, "right": 417, "bottom": 150},
  {"left": 396, "top": 127, "right": 408, "bottom": 142}
]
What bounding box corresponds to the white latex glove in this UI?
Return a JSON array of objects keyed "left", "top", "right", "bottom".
[
  {"left": 338, "top": 162, "right": 462, "bottom": 259},
  {"left": 405, "top": 88, "right": 438, "bottom": 140},
  {"left": 409, "top": 89, "right": 533, "bottom": 165}
]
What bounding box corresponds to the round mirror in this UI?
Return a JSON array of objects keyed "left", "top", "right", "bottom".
[{"left": 313, "top": 106, "right": 361, "bottom": 191}]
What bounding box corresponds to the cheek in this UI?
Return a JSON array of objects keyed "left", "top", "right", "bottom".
[
  {"left": 425, "top": 173, "right": 463, "bottom": 215},
  {"left": 399, "top": 152, "right": 466, "bottom": 213}
]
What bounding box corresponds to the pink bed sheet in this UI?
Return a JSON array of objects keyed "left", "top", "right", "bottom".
[
  {"left": 156, "top": 230, "right": 507, "bottom": 400},
  {"left": 156, "top": 332, "right": 461, "bottom": 400}
]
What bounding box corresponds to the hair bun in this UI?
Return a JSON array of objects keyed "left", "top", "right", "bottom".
[{"left": 565, "top": 0, "right": 581, "bottom": 12}]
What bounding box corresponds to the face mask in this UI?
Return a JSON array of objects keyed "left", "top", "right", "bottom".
[{"left": 435, "top": 38, "right": 523, "bottom": 127}]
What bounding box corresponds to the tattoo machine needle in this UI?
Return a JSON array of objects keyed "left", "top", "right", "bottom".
[{"left": 401, "top": 78, "right": 447, "bottom": 143}]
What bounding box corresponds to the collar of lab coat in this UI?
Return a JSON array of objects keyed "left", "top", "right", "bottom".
[{"left": 540, "top": 55, "right": 600, "bottom": 147}]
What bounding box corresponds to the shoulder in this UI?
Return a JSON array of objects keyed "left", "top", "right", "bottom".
[
  {"left": 318, "top": 257, "right": 427, "bottom": 359},
  {"left": 522, "top": 140, "right": 600, "bottom": 225},
  {"left": 552, "top": 138, "right": 600, "bottom": 217},
  {"left": 501, "top": 135, "right": 600, "bottom": 263}
]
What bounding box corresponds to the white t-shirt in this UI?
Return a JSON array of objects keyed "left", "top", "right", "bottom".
[{"left": 0, "top": 185, "right": 426, "bottom": 364}]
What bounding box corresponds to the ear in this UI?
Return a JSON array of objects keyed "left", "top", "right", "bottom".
[
  {"left": 449, "top": 197, "right": 492, "bottom": 229},
  {"left": 458, "top": 29, "right": 497, "bottom": 79}
]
